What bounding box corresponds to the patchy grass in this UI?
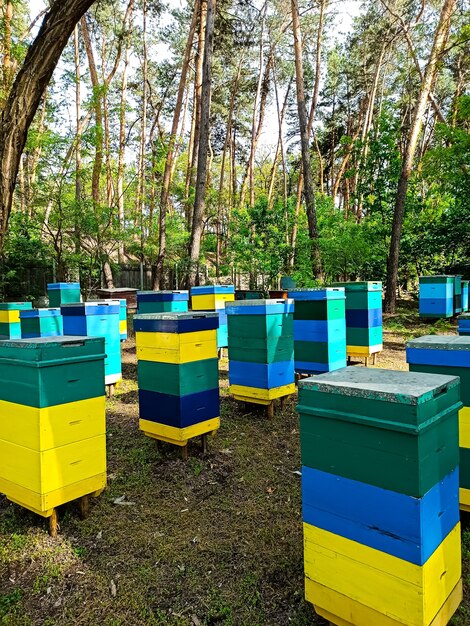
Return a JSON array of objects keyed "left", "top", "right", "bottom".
[{"left": 0, "top": 308, "right": 466, "bottom": 625}]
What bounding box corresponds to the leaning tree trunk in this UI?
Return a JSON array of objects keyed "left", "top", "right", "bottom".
[
  {"left": 291, "top": 0, "right": 321, "bottom": 278},
  {"left": 187, "top": 0, "right": 216, "bottom": 287},
  {"left": 384, "top": 0, "right": 456, "bottom": 313},
  {"left": 0, "top": 0, "right": 97, "bottom": 251}
]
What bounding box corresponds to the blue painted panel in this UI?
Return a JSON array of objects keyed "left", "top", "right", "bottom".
[
  {"left": 419, "top": 297, "right": 453, "bottom": 317},
  {"left": 133, "top": 314, "right": 219, "bottom": 333},
  {"left": 47, "top": 282, "right": 80, "bottom": 290},
  {"left": 301, "top": 465, "right": 459, "bottom": 565},
  {"left": 293, "top": 320, "right": 346, "bottom": 343},
  {"left": 228, "top": 360, "right": 294, "bottom": 388},
  {"left": 137, "top": 290, "right": 189, "bottom": 302},
  {"left": 138, "top": 387, "right": 220, "bottom": 428},
  {"left": 288, "top": 288, "right": 345, "bottom": 301},
  {"left": 217, "top": 324, "right": 228, "bottom": 349},
  {"left": 190, "top": 285, "right": 235, "bottom": 295},
  {"left": 406, "top": 347, "right": 470, "bottom": 368},
  {"left": 62, "top": 316, "right": 88, "bottom": 335},
  {"left": 346, "top": 308, "right": 382, "bottom": 329},
  {"left": 61, "top": 302, "right": 120, "bottom": 316},
  {"left": 295, "top": 360, "right": 346, "bottom": 375},
  {"left": 20, "top": 308, "right": 61, "bottom": 318},
  {"left": 420, "top": 283, "right": 454, "bottom": 300},
  {"left": 226, "top": 301, "right": 294, "bottom": 315}
]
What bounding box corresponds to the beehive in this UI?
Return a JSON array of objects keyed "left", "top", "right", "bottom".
[
  {"left": 453, "top": 275, "right": 462, "bottom": 315},
  {"left": 0, "top": 336, "right": 106, "bottom": 519},
  {"left": 407, "top": 335, "right": 470, "bottom": 510},
  {"left": 418, "top": 276, "right": 454, "bottom": 318},
  {"left": 462, "top": 280, "right": 469, "bottom": 313},
  {"left": 136, "top": 290, "right": 189, "bottom": 314},
  {"left": 61, "top": 300, "right": 121, "bottom": 386},
  {"left": 47, "top": 282, "right": 81, "bottom": 307},
  {"left": 0, "top": 302, "right": 33, "bottom": 339},
  {"left": 297, "top": 367, "right": 462, "bottom": 626},
  {"left": 20, "top": 308, "right": 63, "bottom": 338},
  {"left": 226, "top": 299, "right": 295, "bottom": 405},
  {"left": 191, "top": 285, "right": 235, "bottom": 349},
  {"left": 332, "top": 281, "right": 382, "bottom": 360},
  {"left": 288, "top": 288, "right": 346, "bottom": 374},
  {"left": 134, "top": 312, "right": 220, "bottom": 450},
  {"left": 459, "top": 313, "right": 470, "bottom": 336},
  {"left": 119, "top": 299, "right": 127, "bottom": 341}
]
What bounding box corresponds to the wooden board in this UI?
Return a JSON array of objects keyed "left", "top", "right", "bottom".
[
  {"left": 230, "top": 383, "right": 296, "bottom": 404},
  {"left": 140, "top": 417, "right": 220, "bottom": 446}
]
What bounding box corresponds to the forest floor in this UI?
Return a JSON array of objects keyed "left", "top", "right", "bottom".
[{"left": 1, "top": 301, "right": 469, "bottom": 626}]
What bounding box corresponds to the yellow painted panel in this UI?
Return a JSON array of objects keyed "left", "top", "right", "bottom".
[
  {"left": 0, "top": 473, "right": 106, "bottom": 517},
  {"left": 136, "top": 329, "right": 216, "bottom": 349},
  {"left": 459, "top": 487, "right": 470, "bottom": 512},
  {"left": 230, "top": 383, "right": 296, "bottom": 404},
  {"left": 306, "top": 578, "right": 462, "bottom": 626},
  {"left": 347, "top": 345, "right": 382, "bottom": 357},
  {"left": 303, "top": 522, "right": 461, "bottom": 626},
  {"left": 0, "top": 435, "right": 106, "bottom": 494},
  {"left": 119, "top": 320, "right": 127, "bottom": 333},
  {"left": 191, "top": 294, "right": 234, "bottom": 310},
  {"left": 459, "top": 407, "right": 470, "bottom": 448},
  {"left": 140, "top": 417, "right": 220, "bottom": 446},
  {"left": 136, "top": 341, "right": 217, "bottom": 364},
  {"left": 0, "top": 397, "right": 106, "bottom": 451},
  {"left": 0, "top": 310, "right": 20, "bottom": 323}
]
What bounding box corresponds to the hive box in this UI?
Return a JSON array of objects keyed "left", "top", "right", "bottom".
[
  {"left": 459, "top": 313, "right": 470, "bottom": 336},
  {"left": 419, "top": 276, "right": 454, "bottom": 318},
  {"left": 0, "top": 336, "right": 106, "bottom": 517},
  {"left": 47, "top": 282, "right": 81, "bottom": 307},
  {"left": 20, "top": 308, "right": 63, "bottom": 338},
  {"left": 136, "top": 290, "right": 189, "bottom": 314},
  {"left": 0, "top": 302, "right": 33, "bottom": 339}
]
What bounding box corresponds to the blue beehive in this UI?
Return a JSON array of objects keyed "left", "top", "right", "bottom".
[
  {"left": 190, "top": 285, "right": 235, "bottom": 349},
  {"left": 61, "top": 300, "right": 121, "bottom": 386},
  {"left": 20, "top": 308, "right": 63, "bottom": 338},
  {"left": 288, "top": 288, "right": 346, "bottom": 375},
  {"left": 47, "top": 282, "right": 81, "bottom": 307},
  {"left": 459, "top": 313, "right": 470, "bottom": 336},
  {"left": 419, "top": 276, "right": 454, "bottom": 318},
  {"left": 462, "top": 281, "right": 469, "bottom": 313}
]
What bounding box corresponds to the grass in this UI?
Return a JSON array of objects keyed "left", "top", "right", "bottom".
[{"left": 0, "top": 306, "right": 467, "bottom": 625}]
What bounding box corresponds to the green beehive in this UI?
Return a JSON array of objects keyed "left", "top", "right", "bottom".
[
  {"left": 137, "top": 359, "right": 219, "bottom": 396},
  {"left": 298, "top": 367, "right": 461, "bottom": 497},
  {"left": 0, "top": 336, "right": 106, "bottom": 408}
]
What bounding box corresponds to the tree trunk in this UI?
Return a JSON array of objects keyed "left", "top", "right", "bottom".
[
  {"left": 74, "top": 26, "right": 82, "bottom": 258},
  {"left": 384, "top": 0, "right": 456, "bottom": 313},
  {"left": 291, "top": 0, "right": 321, "bottom": 277},
  {"left": 154, "top": 0, "right": 200, "bottom": 289},
  {"left": 0, "top": 0, "right": 97, "bottom": 250},
  {"left": 187, "top": 0, "right": 216, "bottom": 287}
]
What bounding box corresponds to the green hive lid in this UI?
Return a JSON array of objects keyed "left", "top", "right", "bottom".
[
  {"left": 298, "top": 366, "right": 459, "bottom": 405},
  {"left": 332, "top": 281, "right": 382, "bottom": 291},
  {"left": 133, "top": 312, "right": 219, "bottom": 321},
  {"left": 406, "top": 335, "right": 470, "bottom": 351},
  {"left": 0, "top": 302, "right": 33, "bottom": 310},
  {"left": 419, "top": 275, "right": 455, "bottom": 282},
  {"left": 0, "top": 335, "right": 105, "bottom": 362}
]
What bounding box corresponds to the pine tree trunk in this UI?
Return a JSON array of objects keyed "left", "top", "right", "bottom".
[
  {"left": 384, "top": 0, "right": 456, "bottom": 313},
  {"left": 187, "top": 0, "right": 216, "bottom": 287}
]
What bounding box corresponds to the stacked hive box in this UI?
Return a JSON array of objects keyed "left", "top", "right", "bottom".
[
  {"left": 333, "top": 281, "right": 382, "bottom": 362},
  {"left": 462, "top": 280, "right": 469, "bottom": 312},
  {"left": 0, "top": 302, "right": 33, "bottom": 339},
  {"left": 137, "top": 290, "right": 189, "bottom": 314},
  {"left": 297, "top": 367, "right": 462, "bottom": 626},
  {"left": 191, "top": 285, "right": 235, "bottom": 349},
  {"left": 134, "top": 312, "right": 220, "bottom": 452},
  {"left": 419, "top": 276, "right": 454, "bottom": 318},
  {"left": 288, "top": 288, "right": 346, "bottom": 375},
  {"left": 226, "top": 299, "right": 295, "bottom": 408},
  {"left": 47, "top": 282, "right": 81, "bottom": 307},
  {"left": 453, "top": 276, "right": 462, "bottom": 315},
  {"left": 459, "top": 313, "right": 470, "bottom": 336},
  {"left": 0, "top": 336, "right": 106, "bottom": 526},
  {"left": 20, "top": 308, "right": 63, "bottom": 338},
  {"left": 119, "top": 299, "right": 128, "bottom": 341},
  {"left": 61, "top": 300, "right": 121, "bottom": 386},
  {"left": 407, "top": 335, "right": 470, "bottom": 511}
]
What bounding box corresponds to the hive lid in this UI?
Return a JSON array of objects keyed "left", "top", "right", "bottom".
[
  {"left": 47, "top": 282, "right": 80, "bottom": 290},
  {"left": 191, "top": 285, "right": 235, "bottom": 295},
  {"left": 288, "top": 288, "right": 345, "bottom": 301},
  {"left": 331, "top": 281, "right": 382, "bottom": 292},
  {"left": 20, "top": 308, "right": 61, "bottom": 318},
  {"left": 134, "top": 312, "right": 219, "bottom": 321},
  {"left": 406, "top": 335, "right": 470, "bottom": 351},
  {"left": 298, "top": 366, "right": 459, "bottom": 405},
  {"left": 0, "top": 302, "right": 33, "bottom": 310},
  {"left": 97, "top": 287, "right": 137, "bottom": 293},
  {"left": 226, "top": 299, "right": 294, "bottom": 315},
  {"left": 137, "top": 290, "right": 189, "bottom": 301},
  {"left": 0, "top": 335, "right": 105, "bottom": 362},
  {"left": 133, "top": 311, "right": 219, "bottom": 333},
  {"left": 60, "top": 301, "right": 120, "bottom": 316}
]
